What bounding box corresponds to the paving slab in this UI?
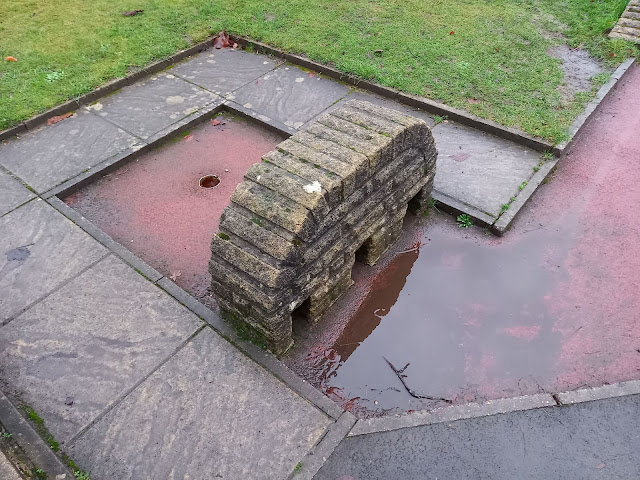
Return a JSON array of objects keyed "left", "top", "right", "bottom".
[
  {"left": 431, "top": 120, "right": 541, "bottom": 218},
  {"left": 172, "top": 48, "right": 282, "bottom": 95},
  {"left": 0, "top": 171, "right": 35, "bottom": 216},
  {"left": 0, "top": 451, "right": 21, "bottom": 480},
  {"left": 316, "top": 394, "right": 640, "bottom": 480},
  {"left": 0, "top": 254, "right": 203, "bottom": 445},
  {"left": 0, "top": 111, "right": 140, "bottom": 193},
  {"left": 89, "top": 72, "right": 221, "bottom": 140},
  {"left": 231, "top": 65, "right": 351, "bottom": 129},
  {"left": 303, "top": 89, "right": 435, "bottom": 129},
  {"left": 0, "top": 200, "right": 108, "bottom": 324},
  {"left": 68, "top": 327, "right": 331, "bottom": 480}
]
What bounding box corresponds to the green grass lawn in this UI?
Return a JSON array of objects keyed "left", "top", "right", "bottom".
[{"left": 1, "top": 0, "right": 635, "bottom": 142}]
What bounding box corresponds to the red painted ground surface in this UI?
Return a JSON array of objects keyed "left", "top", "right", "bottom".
[
  {"left": 284, "top": 64, "right": 640, "bottom": 417},
  {"left": 65, "top": 114, "right": 284, "bottom": 303}
]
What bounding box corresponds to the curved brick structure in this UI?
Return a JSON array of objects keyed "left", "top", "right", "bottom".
[{"left": 210, "top": 100, "right": 437, "bottom": 354}]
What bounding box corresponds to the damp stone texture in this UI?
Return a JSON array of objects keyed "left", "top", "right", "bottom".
[{"left": 209, "top": 100, "right": 437, "bottom": 354}]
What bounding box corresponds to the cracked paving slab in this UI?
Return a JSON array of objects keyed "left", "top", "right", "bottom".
[
  {"left": 0, "top": 111, "right": 141, "bottom": 193},
  {"left": 0, "top": 254, "right": 203, "bottom": 445},
  {"left": 87, "top": 72, "right": 221, "bottom": 140},
  {"left": 68, "top": 327, "right": 331, "bottom": 480},
  {"left": 0, "top": 200, "right": 108, "bottom": 323}
]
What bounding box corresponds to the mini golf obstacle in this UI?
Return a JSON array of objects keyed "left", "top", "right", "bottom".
[{"left": 209, "top": 100, "right": 437, "bottom": 354}]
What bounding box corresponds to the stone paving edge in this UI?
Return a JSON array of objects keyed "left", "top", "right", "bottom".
[
  {"left": 288, "top": 411, "right": 357, "bottom": 480},
  {"left": 345, "top": 380, "right": 640, "bottom": 437},
  {"left": 0, "top": 391, "right": 74, "bottom": 479},
  {"left": 491, "top": 158, "right": 558, "bottom": 235},
  {"left": 556, "top": 380, "right": 640, "bottom": 405}
]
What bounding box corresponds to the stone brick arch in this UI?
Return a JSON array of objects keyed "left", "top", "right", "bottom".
[{"left": 209, "top": 100, "right": 437, "bottom": 354}]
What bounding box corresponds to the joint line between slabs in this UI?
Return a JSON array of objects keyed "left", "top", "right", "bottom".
[
  {"left": 84, "top": 108, "right": 147, "bottom": 143},
  {"left": 66, "top": 324, "right": 207, "bottom": 447},
  {"left": 1, "top": 251, "right": 112, "bottom": 327}
]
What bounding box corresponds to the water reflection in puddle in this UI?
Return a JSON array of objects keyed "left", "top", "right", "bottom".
[{"left": 286, "top": 212, "right": 572, "bottom": 416}]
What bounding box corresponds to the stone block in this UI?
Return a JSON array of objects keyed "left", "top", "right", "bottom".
[{"left": 210, "top": 100, "right": 437, "bottom": 354}]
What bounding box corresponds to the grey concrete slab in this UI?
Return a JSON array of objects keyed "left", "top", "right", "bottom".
[
  {"left": 0, "top": 111, "right": 140, "bottom": 193},
  {"left": 0, "top": 199, "right": 108, "bottom": 323},
  {"left": 0, "top": 170, "right": 35, "bottom": 216},
  {"left": 0, "top": 450, "right": 21, "bottom": 480},
  {"left": 69, "top": 327, "right": 331, "bottom": 480},
  {"left": 304, "top": 89, "right": 435, "bottom": 129},
  {"left": 0, "top": 254, "right": 203, "bottom": 445},
  {"left": 432, "top": 121, "right": 541, "bottom": 218},
  {"left": 316, "top": 394, "right": 640, "bottom": 480},
  {"left": 231, "top": 65, "right": 351, "bottom": 129},
  {"left": 89, "top": 72, "right": 220, "bottom": 140},
  {"left": 172, "top": 48, "right": 282, "bottom": 95}
]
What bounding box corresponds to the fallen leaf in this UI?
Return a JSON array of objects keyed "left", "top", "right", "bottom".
[
  {"left": 47, "top": 112, "right": 73, "bottom": 125},
  {"left": 170, "top": 271, "right": 182, "bottom": 281},
  {"left": 307, "top": 72, "right": 316, "bottom": 78},
  {"left": 214, "top": 30, "right": 231, "bottom": 49},
  {"left": 5, "top": 56, "right": 18, "bottom": 62},
  {"left": 122, "top": 9, "right": 144, "bottom": 16},
  {"left": 211, "top": 119, "right": 221, "bottom": 126},
  {"left": 467, "top": 98, "right": 481, "bottom": 104},
  {"left": 184, "top": 134, "right": 194, "bottom": 141},
  {"left": 609, "top": 53, "right": 615, "bottom": 57},
  {"left": 449, "top": 31, "right": 455, "bottom": 35}
]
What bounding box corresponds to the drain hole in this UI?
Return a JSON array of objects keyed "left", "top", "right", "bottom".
[{"left": 200, "top": 175, "right": 220, "bottom": 189}]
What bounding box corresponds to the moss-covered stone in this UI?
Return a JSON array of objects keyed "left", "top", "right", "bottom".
[{"left": 210, "top": 100, "right": 437, "bottom": 355}]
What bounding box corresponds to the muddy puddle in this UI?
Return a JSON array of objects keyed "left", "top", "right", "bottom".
[
  {"left": 284, "top": 209, "right": 580, "bottom": 417},
  {"left": 548, "top": 44, "right": 605, "bottom": 103}
]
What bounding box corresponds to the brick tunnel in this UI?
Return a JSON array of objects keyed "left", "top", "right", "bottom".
[{"left": 209, "top": 100, "right": 437, "bottom": 354}]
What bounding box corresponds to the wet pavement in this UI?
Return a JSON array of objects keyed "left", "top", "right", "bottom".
[
  {"left": 65, "top": 113, "right": 285, "bottom": 304},
  {"left": 315, "top": 393, "right": 640, "bottom": 480},
  {"left": 284, "top": 64, "right": 640, "bottom": 417}
]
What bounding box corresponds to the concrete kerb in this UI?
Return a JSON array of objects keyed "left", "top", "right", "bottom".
[
  {"left": 345, "top": 380, "right": 640, "bottom": 438},
  {"left": 430, "top": 190, "right": 495, "bottom": 228},
  {"left": 0, "top": 391, "right": 75, "bottom": 479},
  {"left": 555, "top": 380, "right": 640, "bottom": 405},
  {"left": 349, "top": 394, "right": 557, "bottom": 437},
  {"left": 491, "top": 157, "right": 558, "bottom": 235},
  {"left": 288, "top": 411, "right": 357, "bottom": 480}
]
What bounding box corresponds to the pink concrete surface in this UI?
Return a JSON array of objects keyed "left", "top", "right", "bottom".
[
  {"left": 284, "top": 64, "right": 640, "bottom": 417},
  {"left": 65, "top": 114, "right": 284, "bottom": 303}
]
